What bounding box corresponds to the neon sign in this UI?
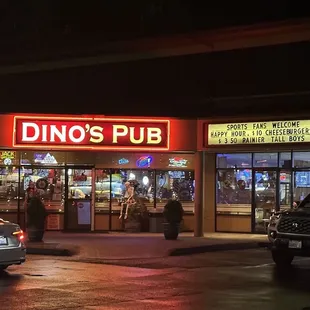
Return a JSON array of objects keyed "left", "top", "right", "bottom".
[
  {"left": 0, "top": 151, "right": 15, "bottom": 165},
  {"left": 168, "top": 157, "right": 188, "bottom": 168},
  {"left": 13, "top": 116, "right": 170, "bottom": 151},
  {"left": 118, "top": 158, "right": 129, "bottom": 165},
  {"left": 136, "top": 156, "right": 153, "bottom": 168}
]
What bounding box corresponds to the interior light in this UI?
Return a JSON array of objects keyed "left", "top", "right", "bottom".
[
  {"left": 68, "top": 169, "right": 72, "bottom": 176},
  {"left": 142, "top": 176, "right": 149, "bottom": 185},
  {"left": 129, "top": 173, "right": 135, "bottom": 180}
]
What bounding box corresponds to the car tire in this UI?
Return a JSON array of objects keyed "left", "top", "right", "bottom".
[
  {"left": 272, "top": 250, "right": 294, "bottom": 267},
  {"left": 0, "top": 265, "right": 8, "bottom": 271}
]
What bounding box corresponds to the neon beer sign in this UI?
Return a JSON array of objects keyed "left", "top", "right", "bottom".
[{"left": 14, "top": 116, "right": 170, "bottom": 151}]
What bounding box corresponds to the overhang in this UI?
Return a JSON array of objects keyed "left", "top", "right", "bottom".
[{"left": 1, "top": 18, "right": 310, "bottom": 75}]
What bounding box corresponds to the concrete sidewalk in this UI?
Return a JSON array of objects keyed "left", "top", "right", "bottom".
[{"left": 25, "top": 232, "right": 269, "bottom": 259}]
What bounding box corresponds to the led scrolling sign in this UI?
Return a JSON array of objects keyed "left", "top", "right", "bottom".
[{"left": 13, "top": 116, "right": 170, "bottom": 151}]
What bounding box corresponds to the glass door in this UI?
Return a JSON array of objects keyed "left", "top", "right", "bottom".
[
  {"left": 65, "top": 167, "right": 93, "bottom": 231},
  {"left": 254, "top": 170, "right": 277, "bottom": 233}
]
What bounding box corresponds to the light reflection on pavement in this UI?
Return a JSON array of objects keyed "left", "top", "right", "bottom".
[{"left": 1, "top": 249, "right": 310, "bottom": 310}]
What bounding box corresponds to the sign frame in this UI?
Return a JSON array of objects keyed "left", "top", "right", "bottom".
[
  {"left": 204, "top": 118, "right": 310, "bottom": 148},
  {"left": 13, "top": 115, "right": 170, "bottom": 151}
]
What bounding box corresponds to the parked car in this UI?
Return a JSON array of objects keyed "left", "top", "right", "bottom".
[
  {"left": 268, "top": 193, "right": 310, "bottom": 267},
  {"left": 0, "top": 218, "right": 26, "bottom": 271}
]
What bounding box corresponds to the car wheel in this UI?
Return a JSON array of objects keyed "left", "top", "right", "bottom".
[
  {"left": 272, "top": 250, "right": 294, "bottom": 267},
  {"left": 0, "top": 265, "right": 8, "bottom": 271}
]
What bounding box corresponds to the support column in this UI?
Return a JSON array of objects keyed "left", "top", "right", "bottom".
[
  {"left": 91, "top": 168, "right": 96, "bottom": 231},
  {"left": 194, "top": 151, "right": 204, "bottom": 237}
]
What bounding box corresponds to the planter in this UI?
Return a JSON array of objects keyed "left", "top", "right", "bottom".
[
  {"left": 124, "top": 220, "right": 141, "bottom": 233},
  {"left": 27, "top": 227, "right": 45, "bottom": 242},
  {"left": 163, "top": 222, "right": 180, "bottom": 240}
]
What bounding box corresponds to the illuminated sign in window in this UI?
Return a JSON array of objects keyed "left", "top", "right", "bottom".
[
  {"left": 168, "top": 157, "right": 188, "bottom": 168},
  {"left": 136, "top": 156, "right": 153, "bottom": 168},
  {"left": 118, "top": 158, "right": 129, "bottom": 165},
  {"left": 0, "top": 151, "right": 16, "bottom": 165},
  {"left": 34, "top": 153, "right": 58, "bottom": 164}
]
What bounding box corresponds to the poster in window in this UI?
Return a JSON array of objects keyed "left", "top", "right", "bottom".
[{"left": 77, "top": 201, "right": 91, "bottom": 225}]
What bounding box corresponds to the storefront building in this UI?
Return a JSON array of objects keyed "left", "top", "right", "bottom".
[
  {"left": 199, "top": 117, "right": 310, "bottom": 234},
  {"left": 0, "top": 114, "right": 197, "bottom": 232}
]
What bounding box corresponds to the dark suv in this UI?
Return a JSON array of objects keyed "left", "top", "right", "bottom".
[{"left": 268, "top": 194, "right": 310, "bottom": 267}]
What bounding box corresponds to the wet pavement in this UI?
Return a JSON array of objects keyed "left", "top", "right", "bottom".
[{"left": 1, "top": 249, "right": 310, "bottom": 310}]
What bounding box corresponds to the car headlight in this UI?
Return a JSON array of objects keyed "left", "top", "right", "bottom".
[{"left": 269, "top": 214, "right": 281, "bottom": 227}]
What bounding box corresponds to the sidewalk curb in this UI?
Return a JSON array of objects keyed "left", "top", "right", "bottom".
[
  {"left": 26, "top": 246, "right": 80, "bottom": 257},
  {"left": 168, "top": 241, "right": 269, "bottom": 256}
]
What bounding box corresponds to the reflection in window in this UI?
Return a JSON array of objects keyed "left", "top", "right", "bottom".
[
  {"left": 20, "top": 167, "right": 65, "bottom": 211},
  {"left": 253, "top": 153, "right": 278, "bottom": 167},
  {"left": 280, "top": 171, "right": 291, "bottom": 210},
  {"left": 279, "top": 152, "right": 292, "bottom": 168},
  {"left": 0, "top": 166, "right": 19, "bottom": 211},
  {"left": 254, "top": 171, "right": 276, "bottom": 233},
  {"left": 68, "top": 169, "right": 92, "bottom": 199},
  {"left": 216, "top": 153, "right": 252, "bottom": 168},
  {"left": 293, "top": 171, "right": 310, "bottom": 204},
  {"left": 110, "top": 170, "right": 155, "bottom": 212},
  {"left": 156, "top": 170, "right": 194, "bottom": 212},
  {"left": 216, "top": 169, "right": 252, "bottom": 215},
  {"left": 95, "top": 169, "right": 111, "bottom": 212},
  {"left": 293, "top": 152, "right": 310, "bottom": 168}
]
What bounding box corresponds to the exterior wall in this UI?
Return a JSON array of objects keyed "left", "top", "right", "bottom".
[
  {"left": 203, "top": 152, "right": 216, "bottom": 233},
  {"left": 0, "top": 113, "right": 197, "bottom": 233},
  {"left": 199, "top": 116, "right": 310, "bottom": 234}
]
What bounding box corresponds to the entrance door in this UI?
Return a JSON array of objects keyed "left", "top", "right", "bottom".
[
  {"left": 65, "top": 167, "right": 93, "bottom": 231},
  {"left": 254, "top": 170, "right": 277, "bottom": 233}
]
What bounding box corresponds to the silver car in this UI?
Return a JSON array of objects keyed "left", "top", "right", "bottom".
[{"left": 0, "top": 218, "right": 26, "bottom": 270}]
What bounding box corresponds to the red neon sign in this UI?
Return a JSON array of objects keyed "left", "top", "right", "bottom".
[{"left": 13, "top": 116, "right": 170, "bottom": 151}]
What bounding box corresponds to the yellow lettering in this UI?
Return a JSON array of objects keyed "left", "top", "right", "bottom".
[
  {"left": 112, "top": 125, "right": 128, "bottom": 143},
  {"left": 147, "top": 128, "right": 162, "bottom": 144},
  {"left": 89, "top": 126, "right": 104, "bottom": 143},
  {"left": 129, "top": 127, "right": 144, "bottom": 144}
]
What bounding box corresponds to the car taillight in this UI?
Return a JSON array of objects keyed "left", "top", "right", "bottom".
[{"left": 12, "top": 230, "right": 24, "bottom": 242}]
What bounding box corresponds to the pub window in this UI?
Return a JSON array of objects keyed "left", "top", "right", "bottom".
[
  {"left": 216, "top": 169, "right": 252, "bottom": 215},
  {"left": 155, "top": 170, "right": 194, "bottom": 213},
  {"left": 279, "top": 152, "right": 292, "bottom": 168},
  {"left": 216, "top": 153, "right": 252, "bottom": 169},
  {"left": 293, "top": 152, "right": 310, "bottom": 168},
  {"left": 253, "top": 153, "right": 278, "bottom": 168},
  {"left": 0, "top": 166, "right": 19, "bottom": 212}
]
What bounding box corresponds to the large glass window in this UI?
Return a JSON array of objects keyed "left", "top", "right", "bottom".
[
  {"left": 20, "top": 167, "right": 65, "bottom": 211},
  {"left": 68, "top": 168, "right": 92, "bottom": 199},
  {"left": 216, "top": 169, "right": 252, "bottom": 215},
  {"left": 155, "top": 170, "right": 194, "bottom": 212},
  {"left": 254, "top": 170, "right": 276, "bottom": 233},
  {"left": 253, "top": 153, "right": 278, "bottom": 167},
  {"left": 279, "top": 152, "right": 292, "bottom": 168},
  {"left": 293, "top": 152, "right": 310, "bottom": 168},
  {"left": 95, "top": 169, "right": 111, "bottom": 212},
  {"left": 217, "top": 153, "right": 252, "bottom": 168},
  {"left": 110, "top": 169, "right": 155, "bottom": 213},
  {"left": 0, "top": 166, "right": 19, "bottom": 211}
]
